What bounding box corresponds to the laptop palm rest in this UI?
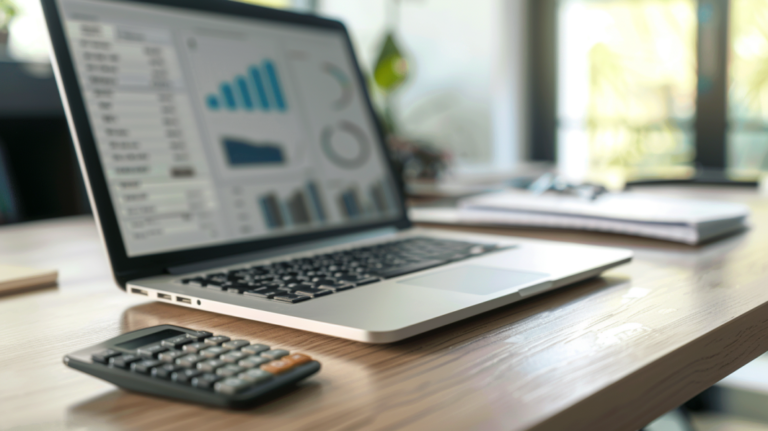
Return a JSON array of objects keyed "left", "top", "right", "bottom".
[{"left": 398, "top": 265, "right": 550, "bottom": 296}]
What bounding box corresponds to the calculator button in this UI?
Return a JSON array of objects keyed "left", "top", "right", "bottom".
[
  {"left": 238, "top": 369, "right": 273, "bottom": 385},
  {"left": 238, "top": 356, "right": 270, "bottom": 369},
  {"left": 192, "top": 373, "right": 222, "bottom": 390},
  {"left": 182, "top": 342, "right": 208, "bottom": 354},
  {"left": 282, "top": 353, "right": 312, "bottom": 368},
  {"left": 136, "top": 343, "right": 168, "bottom": 359},
  {"left": 221, "top": 340, "right": 250, "bottom": 350},
  {"left": 152, "top": 363, "right": 181, "bottom": 380},
  {"left": 110, "top": 354, "right": 141, "bottom": 369},
  {"left": 241, "top": 344, "right": 270, "bottom": 355},
  {"left": 261, "top": 359, "right": 294, "bottom": 375},
  {"left": 172, "top": 368, "right": 202, "bottom": 385},
  {"left": 161, "top": 335, "right": 194, "bottom": 349},
  {"left": 175, "top": 354, "right": 204, "bottom": 368},
  {"left": 197, "top": 359, "right": 226, "bottom": 373},
  {"left": 219, "top": 351, "right": 249, "bottom": 364},
  {"left": 261, "top": 349, "right": 289, "bottom": 360},
  {"left": 186, "top": 330, "right": 213, "bottom": 342},
  {"left": 200, "top": 346, "right": 229, "bottom": 359},
  {"left": 215, "top": 364, "right": 244, "bottom": 378},
  {"left": 131, "top": 359, "right": 162, "bottom": 374},
  {"left": 158, "top": 350, "right": 186, "bottom": 363},
  {"left": 204, "top": 335, "right": 231, "bottom": 346},
  {"left": 214, "top": 377, "right": 251, "bottom": 395},
  {"left": 91, "top": 349, "right": 121, "bottom": 364}
]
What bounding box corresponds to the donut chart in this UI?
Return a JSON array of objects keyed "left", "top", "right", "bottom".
[{"left": 320, "top": 121, "right": 371, "bottom": 169}]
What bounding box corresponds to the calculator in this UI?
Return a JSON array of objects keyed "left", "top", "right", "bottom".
[{"left": 63, "top": 325, "right": 321, "bottom": 408}]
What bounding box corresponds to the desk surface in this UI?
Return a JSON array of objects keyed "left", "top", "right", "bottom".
[{"left": 1, "top": 186, "right": 768, "bottom": 431}]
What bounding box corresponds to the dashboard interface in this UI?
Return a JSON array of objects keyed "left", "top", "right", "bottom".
[{"left": 56, "top": 0, "right": 401, "bottom": 257}]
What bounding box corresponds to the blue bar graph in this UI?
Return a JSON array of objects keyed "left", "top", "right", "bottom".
[
  {"left": 263, "top": 60, "right": 286, "bottom": 111},
  {"left": 341, "top": 190, "right": 361, "bottom": 219},
  {"left": 236, "top": 75, "right": 253, "bottom": 110},
  {"left": 221, "top": 83, "right": 236, "bottom": 110},
  {"left": 206, "top": 95, "right": 220, "bottom": 110},
  {"left": 206, "top": 59, "right": 288, "bottom": 113},
  {"left": 249, "top": 67, "right": 270, "bottom": 110},
  {"left": 307, "top": 182, "right": 326, "bottom": 222}
]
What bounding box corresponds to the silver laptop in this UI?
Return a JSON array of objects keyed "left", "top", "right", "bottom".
[{"left": 42, "top": 0, "right": 632, "bottom": 343}]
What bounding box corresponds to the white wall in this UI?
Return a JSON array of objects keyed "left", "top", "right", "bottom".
[{"left": 318, "top": 0, "right": 528, "bottom": 170}]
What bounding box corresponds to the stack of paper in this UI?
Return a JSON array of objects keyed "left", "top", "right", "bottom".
[{"left": 410, "top": 190, "right": 750, "bottom": 245}]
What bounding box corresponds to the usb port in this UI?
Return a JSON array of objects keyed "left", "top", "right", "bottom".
[
  {"left": 176, "top": 296, "right": 192, "bottom": 304},
  {"left": 158, "top": 293, "right": 172, "bottom": 300},
  {"left": 130, "top": 288, "right": 148, "bottom": 296}
]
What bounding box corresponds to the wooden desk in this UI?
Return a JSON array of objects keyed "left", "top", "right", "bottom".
[{"left": 1, "top": 186, "right": 767, "bottom": 431}]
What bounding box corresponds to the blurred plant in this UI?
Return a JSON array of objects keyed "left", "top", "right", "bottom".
[
  {"left": 371, "top": 0, "right": 410, "bottom": 135},
  {"left": 0, "top": 0, "right": 17, "bottom": 33}
]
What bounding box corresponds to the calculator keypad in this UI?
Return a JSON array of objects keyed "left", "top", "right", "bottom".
[{"left": 90, "top": 329, "right": 316, "bottom": 396}]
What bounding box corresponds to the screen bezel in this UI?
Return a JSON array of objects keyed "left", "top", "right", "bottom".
[{"left": 41, "top": 0, "right": 411, "bottom": 287}]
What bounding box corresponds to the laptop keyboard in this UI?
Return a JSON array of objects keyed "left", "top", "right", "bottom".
[{"left": 181, "top": 237, "right": 511, "bottom": 304}]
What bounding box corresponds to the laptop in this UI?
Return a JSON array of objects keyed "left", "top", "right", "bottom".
[{"left": 41, "top": 0, "right": 632, "bottom": 343}]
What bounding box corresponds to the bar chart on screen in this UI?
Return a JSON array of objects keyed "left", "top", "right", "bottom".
[
  {"left": 205, "top": 59, "right": 287, "bottom": 112},
  {"left": 336, "top": 180, "right": 395, "bottom": 220},
  {"left": 258, "top": 181, "right": 327, "bottom": 230}
]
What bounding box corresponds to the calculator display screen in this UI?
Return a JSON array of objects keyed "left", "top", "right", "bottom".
[{"left": 116, "top": 329, "right": 185, "bottom": 350}]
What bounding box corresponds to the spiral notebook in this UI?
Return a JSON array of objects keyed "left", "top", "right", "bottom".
[{"left": 410, "top": 191, "right": 750, "bottom": 245}]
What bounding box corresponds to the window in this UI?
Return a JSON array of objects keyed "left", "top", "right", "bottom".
[
  {"left": 728, "top": 0, "right": 768, "bottom": 176},
  {"left": 533, "top": 0, "right": 765, "bottom": 184},
  {"left": 558, "top": 0, "right": 697, "bottom": 182}
]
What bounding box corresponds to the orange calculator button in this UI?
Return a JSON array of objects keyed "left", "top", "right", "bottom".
[
  {"left": 261, "top": 359, "right": 294, "bottom": 375},
  {"left": 283, "top": 353, "right": 312, "bottom": 367}
]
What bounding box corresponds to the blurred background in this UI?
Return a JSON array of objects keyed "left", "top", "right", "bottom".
[
  {"left": 3, "top": 0, "right": 768, "bottom": 224},
  {"left": 2, "top": 1, "right": 768, "bottom": 428}
]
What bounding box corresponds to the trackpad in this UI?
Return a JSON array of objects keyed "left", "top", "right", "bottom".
[{"left": 398, "top": 265, "right": 550, "bottom": 295}]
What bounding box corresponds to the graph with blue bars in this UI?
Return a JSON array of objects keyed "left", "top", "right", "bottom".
[{"left": 206, "top": 59, "right": 287, "bottom": 112}]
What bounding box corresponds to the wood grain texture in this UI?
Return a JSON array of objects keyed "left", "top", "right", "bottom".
[{"left": 1, "top": 186, "right": 767, "bottom": 431}]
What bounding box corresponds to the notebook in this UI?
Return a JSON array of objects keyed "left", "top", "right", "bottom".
[{"left": 410, "top": 190, "right": 750, "bottom": 245}]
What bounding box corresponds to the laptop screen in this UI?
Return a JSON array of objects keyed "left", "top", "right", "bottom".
[{"left": 55, "top": 0, "right": 402, "bottom": 257}]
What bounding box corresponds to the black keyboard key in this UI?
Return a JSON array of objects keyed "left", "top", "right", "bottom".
[
  {"left": 131, "top": 359, "right": 162, "bottom": 374},
  {"left": 273, "top": 293, "right": 311, "bottom": 304},
  {"left": 371, "top": 259, "right": 448, "bottom": 279},
  {"left": 182, "top": 277, "right": 206, "bottom": 286},
  {"left": 244, "top": 288, "right": 279, "bottom": 299},
  {"left": 317, "top": 282, "right": 354, "bottom": 292},
  {"left": 136, "top": 343, "right": 167, "bottom": 359},
  {"left": 110, "top": 354, "right": 141, "bottom": 369},
  {"left": 91, "top": 349, "right": 121, "bottom": 364},
  {"left": 295, "top": 288, "right": 333, "bottom": 298},
  {"left": 350, "top": 277, "right": 381, "bottom": 286}
]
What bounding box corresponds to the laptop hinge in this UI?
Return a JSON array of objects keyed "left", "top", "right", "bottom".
[{"left": 166, "top": 226, "right": 401, "bottom": 275}]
